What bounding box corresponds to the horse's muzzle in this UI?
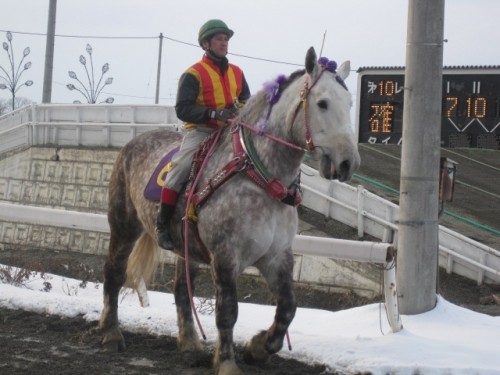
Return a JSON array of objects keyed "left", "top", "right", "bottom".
[{"left": 319, "top": 154, "right": 358, "bottom": 182}]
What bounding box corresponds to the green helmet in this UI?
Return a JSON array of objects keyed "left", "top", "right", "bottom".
[{"left": 198, "top": 19, "right": 234, "bottom": 46}]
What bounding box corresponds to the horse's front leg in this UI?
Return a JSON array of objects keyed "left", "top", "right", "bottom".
[
  {"left": 211, "top": 258, "right": 242, "bottom": 375},
  {"left": 244, "top": 249, "right": 297, "bottom": 364},
  {"left": 174, "top": 257, "right": 203, "bottom": 353}
]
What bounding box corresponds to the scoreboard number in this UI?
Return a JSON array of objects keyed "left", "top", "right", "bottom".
[{"left": 357, "top": 68, "right": 500, "bottom": 148}]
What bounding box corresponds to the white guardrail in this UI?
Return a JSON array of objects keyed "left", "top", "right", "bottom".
[
  {"left": 0, "top": 103, "right": 181, "bottom": 152},
  {"left": 1, "top": 104, "right": 499, "bottom": 286},
  {"left": 0, "top": 200, "right": 402, "bottom": 332},
  {"left": 1, "top": 103, "right": 500, "bottom": 329}
]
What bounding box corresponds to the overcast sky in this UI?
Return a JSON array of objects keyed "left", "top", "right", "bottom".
[{"left": 1, "top": 0, "right": 499, "bottom": 107}]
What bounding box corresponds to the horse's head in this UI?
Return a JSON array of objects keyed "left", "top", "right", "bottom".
[{"left": 296, "top": 47, "right": 360, "bottom": 182}]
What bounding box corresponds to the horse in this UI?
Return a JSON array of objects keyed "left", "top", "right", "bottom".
[{"left": 99, "top": 46, "right": 360, "bottom": 375}]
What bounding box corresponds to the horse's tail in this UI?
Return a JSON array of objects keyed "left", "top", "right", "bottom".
[{"left": 124, "top": 232, "right": 159, "bottom": 290}]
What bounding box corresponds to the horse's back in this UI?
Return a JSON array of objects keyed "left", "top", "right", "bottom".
[{"left": 108, "top": 128, "right": 182, "bottom": 232}]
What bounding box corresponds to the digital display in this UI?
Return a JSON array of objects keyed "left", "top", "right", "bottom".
[{"left": 357, "top": 70, "right": 500, "bottom": 148}]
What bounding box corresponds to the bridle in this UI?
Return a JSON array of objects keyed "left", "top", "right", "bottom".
[
  {"left": 233, "top": 66, "right": 329, "bottom": 154},
  {"left": 290, "top": 66, "right": 328, "bottom": 152}
]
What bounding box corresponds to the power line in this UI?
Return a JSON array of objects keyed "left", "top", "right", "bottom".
[
  {"left": 0, "top": 29, "right": 157, "bottom": 40},
  {"left": 3, "top": 29, "right": 359, "bottom": 101},
  {"left": 1, "top": 29, "right": 302, "bottom": 66}
]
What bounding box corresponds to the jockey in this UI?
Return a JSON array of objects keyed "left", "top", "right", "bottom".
[{"left": 156, "top": 19, "right": 251, "bottom": 250}]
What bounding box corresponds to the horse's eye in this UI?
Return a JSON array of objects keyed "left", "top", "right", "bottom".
[{"left": 317, "top": 100, "right": 328, "bottom": 110}]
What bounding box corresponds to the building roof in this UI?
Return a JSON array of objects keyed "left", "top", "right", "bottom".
[{"left": 357, "top": 65, "right": 500, "bottom": 73}]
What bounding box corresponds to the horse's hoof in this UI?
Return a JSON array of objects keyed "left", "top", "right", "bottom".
[
  {"left": 101, "top": 337, "right": 126, "bottom": 353},
  {"left": 216, "top": 360, "right": 243, "bottom": 375},
  {"left": 244, "top": 330, "right": 271, "bottom": 364},
  {"left": 177, "top": 336, "right": 204, "bottom": 353}
]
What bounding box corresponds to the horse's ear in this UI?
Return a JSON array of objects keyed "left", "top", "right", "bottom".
[
  {"left": 337, "top": 60, "right": 351, "bottom": 80},
  {"left": 305, "top": 47, "right": 317, "bottom": 75}
]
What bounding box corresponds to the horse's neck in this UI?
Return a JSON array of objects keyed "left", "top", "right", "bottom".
[
  {"left": 237, "top": 78, "right": 307, "bottom": 185},
  {"left": 245, "top": 119, "right": 304, "bottom": 186}
]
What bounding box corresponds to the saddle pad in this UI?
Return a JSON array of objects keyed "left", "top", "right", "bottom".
[{"left": 144, "top": 146, "right": 180, "bottom": 201}]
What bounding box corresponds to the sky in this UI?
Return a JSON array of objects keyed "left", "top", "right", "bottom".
[
  {"left": 1, "top": 0, "right": 500, "bottom": 108},
  {"left": 1, "top": 267, "right": 499, "bottom": 374}
]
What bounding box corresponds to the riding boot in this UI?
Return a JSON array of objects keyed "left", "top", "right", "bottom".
[
  {"left": 156, "top": 188, "right": 179, "bottom": 250},
  {"left": 156, "top": 204, "right": 176, "bottom": 250}
]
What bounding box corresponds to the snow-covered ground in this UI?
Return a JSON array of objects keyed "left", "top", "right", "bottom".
[{"left": 1, "top": 266, "right": 499, "bottom": 375}]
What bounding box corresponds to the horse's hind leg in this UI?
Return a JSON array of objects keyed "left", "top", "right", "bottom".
[
  {"left": 174, "top": 257, "right": 203, "bottom": 352},
  {"left": 244, "top": 249, "right": 297, "bottom": 364},
  {"left": 99, "top": 212, "right": 141, "bottom": 352}
]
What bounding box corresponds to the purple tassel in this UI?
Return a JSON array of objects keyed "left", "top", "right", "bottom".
[
  {"left": 318, "top": 56, "right": 329, "bottom": 66},
  {"left": 256, "top": 74, "right": 288, "bottom": 135},
  {"left": 256, "top": 117, "right": 268, "bottom": 135},
  {"left": 262, "top": 74, "right": 287, "bottom": 105},
  {"left": 318, "top": 57, "right": 337, "bottom": 73},
  {"left": 326, "top": 60, "right": 337, "bottom": 72}
]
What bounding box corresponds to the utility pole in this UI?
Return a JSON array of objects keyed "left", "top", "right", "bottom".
[
  {"left": 397, "top": 0, "right": 445, "bottom": 314},
  {"left": 42, "top": 0, "right": 57, "bottom": 103},
  {"left": 155, "top": 33, "right": 163, "bottom": 104}
]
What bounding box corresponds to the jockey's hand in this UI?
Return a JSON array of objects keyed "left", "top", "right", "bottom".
[{"left": 209, "top": 108, "right": 234, "bottom": 124}]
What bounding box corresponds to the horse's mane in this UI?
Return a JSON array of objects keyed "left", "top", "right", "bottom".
[
  {"left": 278, "top": 69, "right": 306, "bottom": 95},
  {"left": 217, "top": 69, "right": 307, "bottom": 145},
  {"left": 237, "top": 69, "right": 306, "bottom": 125}
]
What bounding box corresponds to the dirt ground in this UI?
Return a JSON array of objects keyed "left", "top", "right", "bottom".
[{"left": 1, "top": 247, "right": 499, "bottom": 375}]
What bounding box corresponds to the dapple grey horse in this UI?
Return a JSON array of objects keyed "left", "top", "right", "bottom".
[{"left": 99, "top": 47, "right": 360, "bottom": 375}]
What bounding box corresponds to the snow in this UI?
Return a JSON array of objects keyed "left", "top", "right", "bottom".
[{"left": 1, "top": 266, "right": 499, "bottom": 375}]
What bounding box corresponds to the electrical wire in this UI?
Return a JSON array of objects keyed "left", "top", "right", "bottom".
[{"left": 0, "top": 29, "right": 302, "bottom": 66}]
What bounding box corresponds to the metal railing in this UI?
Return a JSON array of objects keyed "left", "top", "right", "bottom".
[{"left": 1, "top": 103, "right": 499, "bottom": 285}]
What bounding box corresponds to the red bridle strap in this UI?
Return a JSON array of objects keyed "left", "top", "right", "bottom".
[
  {"left": 227, "top": 67, "right": 327, "bottom": 154},
  {"left": 291, "top": 67, "right": 327, "bottom": 152}
]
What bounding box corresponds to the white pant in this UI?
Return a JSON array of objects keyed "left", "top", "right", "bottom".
[{"left": 163, "top": 127, "right": 216, "bottom": 192}]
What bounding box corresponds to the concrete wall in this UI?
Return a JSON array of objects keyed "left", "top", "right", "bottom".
[
  {"left": 0, "top": 146, "right": 381, "bottom": 297},
  {"left": 0, "top": 146, "right": 114, "bottom": 255}
]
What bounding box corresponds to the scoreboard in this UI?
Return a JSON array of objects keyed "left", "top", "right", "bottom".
[{"left": 356, "top": 67, "right": 500, "bottom": 149}]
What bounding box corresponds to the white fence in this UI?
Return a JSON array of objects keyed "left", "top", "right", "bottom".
[
  {"left": 1, "top": 104, "right": 499, "bottom": 287},
  {"left": 0, "top": 200, "right": 402, "bottom": 332},
  {"left": 0, "top": 104, "right": 181, "bottom": 153},
  {"left": 300, "top": 164, "right": 500, "bottom": 285}
]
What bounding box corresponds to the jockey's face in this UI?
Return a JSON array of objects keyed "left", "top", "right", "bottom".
[{"left": 206, "top": 32, "right": 229, "bottom": 58}]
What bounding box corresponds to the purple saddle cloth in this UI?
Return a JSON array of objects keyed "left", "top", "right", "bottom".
[{"left": 144, "top": 146, "right": 180, "bottom": 201}]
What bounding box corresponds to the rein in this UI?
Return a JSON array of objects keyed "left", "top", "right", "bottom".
[
  {"left": 182, "top": 127, "right": 223, "bottom": 341},
  {"left": 234, "top": 66, "right": 328, "bottom": 154},
  {"left": 181, "top": 65, "right": 330, "bottom": 345},
  {"left": 235, "top": 120, "right": 306, "bottom": 152}
]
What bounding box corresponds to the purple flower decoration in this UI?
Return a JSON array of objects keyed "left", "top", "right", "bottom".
[
  {"left": 326, "top": 60, "right": 337, "bottom": 72},
  {"left": 256, "top": 74, "right": 288, "bottom": 135},
  {"left": 262, "top": 74, "right": 287, "bottom": 105},
  {"left": 256, "top": 117, "right": 268, "bottom": 135},
  {"left": 318, "top": 57, "right": 337, "bottom": 73},
  {"left": 318, "top": 56, "right": 329, "bottom": 66}
]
